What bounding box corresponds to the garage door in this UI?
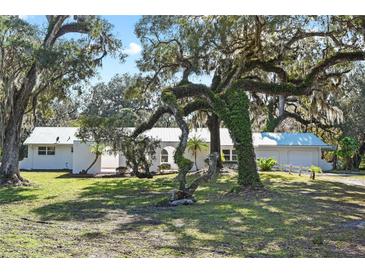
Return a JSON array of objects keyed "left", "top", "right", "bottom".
[
  {"left": 288, "top": 150, "right": 314, "bottom": 167},
  {"left": 255, "top": 150, "right": 279, "bottom": 162}
]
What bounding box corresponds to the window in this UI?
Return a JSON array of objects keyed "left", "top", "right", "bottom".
[
  {"left": 38, "top": 146, "right": 47, "bottom": 155},
  {"left": 47, "top": 146, "right": 55, "bottom": 155},
  {"left": 38, "top": 146, "right": 55, "bottom": 156},
  {"left": 231, "top": 150, "right": 237, "bottom": 161},
  {"left": 161, "top": 149, "right": 169, "bottom": 163},
  {"left": 222, "top": 149, "right": 237, "bottom": 161},
  {"left": 222, "top": 149, "right": 230, "bottom": 161}
]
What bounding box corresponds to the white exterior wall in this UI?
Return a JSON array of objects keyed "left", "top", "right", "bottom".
[
  {"left": 255, "top": 146, "right": 320, "bottom": 167},
  {"left": 20, "top": 144, "right": 73, "bottom": 170},
  {"left": 155, "top": 141, "right": 210, "bottom": 171},
  {"left": 22, "top": 127, "right": 333, "bottom": 174},
  {"left": 101, "top": 150, "right": 120, "bottom": 170},
  {"left": 255, "top": 146, "right": 332, "bottom": 170},
  {"left": 184, "top": 144, "right": 210, "bottom": 171},
  {"left": 319, "top": 158, "right": 333, "bottom": 171},
  {"left": 113, "top": 143, "right": 330, "bottom": 173},
  {"left": 23, "top": 141, "right": 330, "bottom": 175},
  {"left": 72, "top": 141, "right": 101, "bottom": 174}
]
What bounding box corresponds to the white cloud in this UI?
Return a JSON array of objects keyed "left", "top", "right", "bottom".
[
  {"left": 18, "top": 15, "right": 29, "bottom": 20},
  {"left": 124, "top": 42, "right": 142, "bottom": 55}
]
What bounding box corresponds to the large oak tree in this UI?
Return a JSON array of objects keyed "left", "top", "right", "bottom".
[
  {"left": 0, "top": 16, "right": 124, "bottom": 185},
  {"left": 132, "top": 15, "right": 365, "bottom": 188}
]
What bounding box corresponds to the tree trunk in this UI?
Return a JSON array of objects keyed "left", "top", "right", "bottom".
[
  {"left": 215, "top": 88, "right": 261, "bottom": 187},
  {"left": 278, "top": 95, "right": 285, "bottom": 117},
  {"left": 186, "top": 152, "right": 219, "bottom": 195},
  {"left": 352, "top": 153, "right": 361, "bottom": 170},
  {"left": 0, "top": 65, "right": 37, "bottom": 185},
  {"left": 207, "top": 113, "right": 223, "bottom": 168},
  {"left": 84, "top": 153, "right": 100, "bottom": 174},
  {"left": 0, "top": 116, "right": 25, "bottom": 185},
  {"left": 310, "top": 171, "right": 315, "bottom": 180},
  {"left": 353, "top": 141, "right": 365, "bottom": 169},
  {"left": 194, "top": 151, "right": 198, "bottom": 171},
  {"left": 173, "top": 109, "right": 193, "bottom": 191}
]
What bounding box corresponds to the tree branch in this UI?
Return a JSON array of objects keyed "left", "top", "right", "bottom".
[
  {"left": 304, "top": 51, "right": 365, "bottom": 83},
  {"left": 132, "top": 106, "right": 172, "bottom": 138},
  {"left": 54, "top": 22, "right": 90, "bottom": 41},
  {"left": 169, "top": 83, "right": 212, "bottom": 99}
]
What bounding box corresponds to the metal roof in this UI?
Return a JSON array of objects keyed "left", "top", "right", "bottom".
[
  {"left": 24, "top": 127, "right": 79, "bottom": 145},
  {"left": 24, "top": 127, "right": 331, "bottom": 148},
  {"left": 252, "top": 132, "right": 331, "bottom": 147}
]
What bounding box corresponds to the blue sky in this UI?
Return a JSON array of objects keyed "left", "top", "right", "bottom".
[
  {"left": 24, "top": 15, "right": 213, "bottom": 86},
  {"left": 25, "top": 15, "right": 143, "bottom": 84}
]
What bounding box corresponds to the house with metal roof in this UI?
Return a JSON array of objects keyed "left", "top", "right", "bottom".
[{"left": 20, "top": 127, "right": 333, "bottom": 173}]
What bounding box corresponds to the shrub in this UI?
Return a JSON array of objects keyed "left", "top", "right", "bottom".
[
  {"left": 309, "top": 165, "right": 322, "bottom": 180},
  {"left": 257, "top": 157, "right": 277, "bottom": 171},
  {"left": 158, "top": 163, "right": 171, "bottom": 171},
  {"left": 309, "top": 165, "right": 322, "bottom": 173},
  {"left": 116, "top": 166, "right": 128, "bottom": 175},
  {"left": 336, "top": 136, "right": 359, "bottom": 170}
]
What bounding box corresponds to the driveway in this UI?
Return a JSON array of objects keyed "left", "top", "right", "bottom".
[{"left": 319, "top": 173, "right": 365, "bottom": 187}]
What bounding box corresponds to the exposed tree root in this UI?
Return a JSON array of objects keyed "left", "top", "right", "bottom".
[
  {"left": 0, "top": 172, "right": 30, "bottom": 187},
  {"left": 228, "top": 183, "right": 264, "bottom": 194}
]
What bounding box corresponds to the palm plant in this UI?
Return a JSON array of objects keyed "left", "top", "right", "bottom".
[{"left": 187, "top": 136, "right": 208, "bottom": 171}]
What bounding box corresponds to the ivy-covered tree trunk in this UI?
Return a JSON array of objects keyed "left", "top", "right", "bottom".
[{"left": 213, "top": 88, "right": 261, "bottom": 186}]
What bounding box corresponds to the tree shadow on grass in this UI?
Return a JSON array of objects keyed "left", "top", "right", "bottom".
[
  {"left": 32, "top": 176, "right": 175, "bottom": 221},
  {"left": 114, "top": 175, "right": 365, "bottom": 257},
  {"left": 0, "top": 186, "right": 38, "bottom": 205},
  {"left": 31, "top": 173, "right": 365, "bottom": 257}
]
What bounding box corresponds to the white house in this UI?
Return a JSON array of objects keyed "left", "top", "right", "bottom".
[{"left": 20, "top": 127, "right": 334, "bottom": 174}]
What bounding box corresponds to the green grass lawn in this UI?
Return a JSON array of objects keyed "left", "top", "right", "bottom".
[{"left": 0, "top": 171, "right": 364, "bottom": 257}]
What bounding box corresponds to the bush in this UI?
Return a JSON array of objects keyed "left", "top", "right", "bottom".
[
  {"left": 116, "top": 166, "right": 128, "bottom": 175},
  {"left": 336, "top": 136, "right": 359, "bottom": 170},
  {"left": 158, "top": 163, "right": 171, "bottom": 171},
  {"left": 309, "top": 165, "right": 322, "bottom": 173},
  {"left": 257, "top": 157, "right": 277, "bottom": 171},
  {"left": 309, "top": 165, "right": 322, "bottom": 180}
]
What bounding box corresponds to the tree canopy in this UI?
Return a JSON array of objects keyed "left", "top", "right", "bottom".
[
  {"left": 0, "top": 15, "right": 124, "bottom": 184},
  {"left": 1, "top": 15, "right": 365, "bottom": 191},
  {"left": 131, "top": 15, "right": 365, "bottom": 189}
]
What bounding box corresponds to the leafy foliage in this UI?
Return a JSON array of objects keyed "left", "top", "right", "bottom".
[
  {"left": 133, "top": 15, "right": 365, "bottom": 189},
  {"left": 76, "top": 116, "right": 113, "bottom": 173},
  {"left": 336, "top": 137, "right": 359, "bottom": 169},
  {"left": 309, "top": 165, "right": 322, "bottom": 180},
  {"left": 158, "top": 163, "right": 171, "bottom": 171},
  {"left": 257, "top": 157, "right": 277, "bottom": 171},
  {"left": 309, "top": 165, "right": 322, "bottom": 173},
  {"left": 0, "top": 15, "right": 124, "bottom": 182},
  {"left": 119, "top": 135, "right": 160, "bottom": 178}
]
